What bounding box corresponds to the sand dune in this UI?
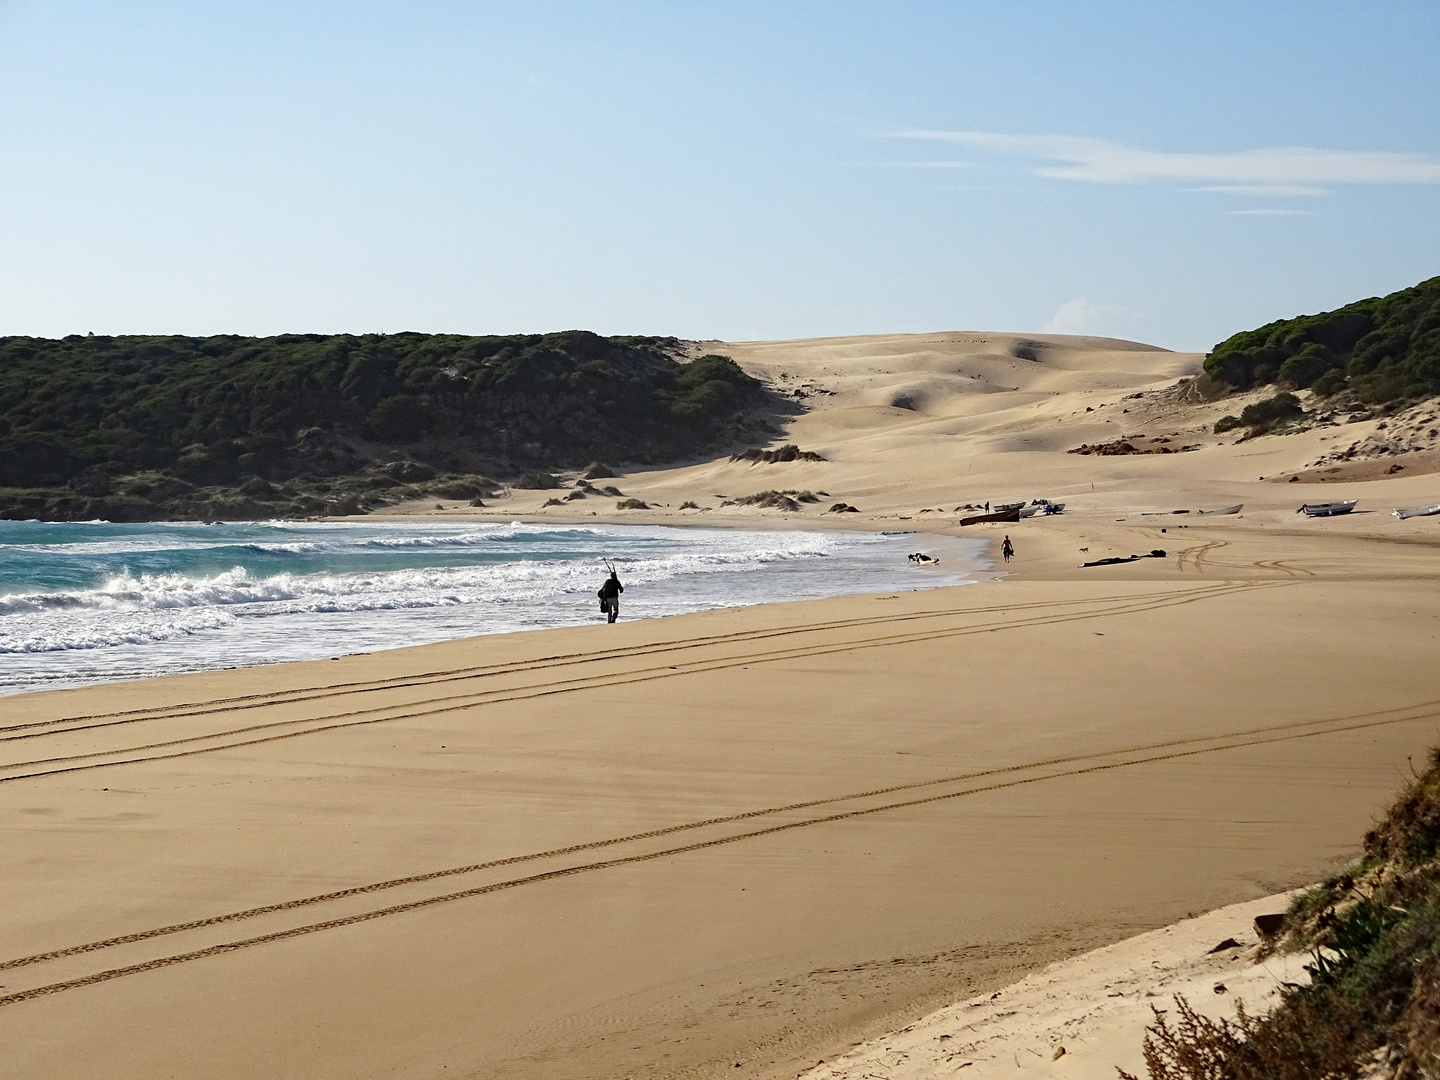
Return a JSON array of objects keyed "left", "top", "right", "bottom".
[
  {"left": 424, "top": 330, "right": 1433, "bottom": 530},
  {"left": 3, "top": 331, "right": 1439, "bottom": 1079}
]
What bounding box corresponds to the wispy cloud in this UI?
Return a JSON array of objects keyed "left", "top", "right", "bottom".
[
  {"left": 876, "top": 160, "right": 975, "bottom": 170},
  {"left": 1186, "top": 184, "right": 1327, "bottom": 197},
  {"left": 1225, "top": 208, "right": 1316, "bottom": 216},
  {"left": 892, "top": 130, "right": 1440, "bottom": 187}
]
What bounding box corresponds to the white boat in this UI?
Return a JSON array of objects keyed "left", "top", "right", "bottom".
[
  {"left": 1298, "top": 500, "right": 1357, "bottom": 517},
  {"left": 992, "top": 501, "right": 1026, "bottom": 513},
  {"left": 1198, "top": 503, "right": 1242, "bottom": 516},
  {"left": 1395, "top": 504, "right": 1440, "bottom": 520},
  {"left": 1017, "top": 505, "right": 1041, "bottom": 518}
]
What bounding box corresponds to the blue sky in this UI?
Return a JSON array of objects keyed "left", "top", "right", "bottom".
[{"left": 0, "top": 2, "right": 1437, "bottom": 350}]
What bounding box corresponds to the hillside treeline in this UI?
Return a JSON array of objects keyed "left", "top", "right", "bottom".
[
  {"left": 0, "top": 330, "right": 767, "bottom": 520},
  {"left": 1203, "top": 275, "right": 1440, "bottom": 402}
]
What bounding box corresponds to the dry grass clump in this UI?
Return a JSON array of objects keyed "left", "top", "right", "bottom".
[
  {"left": 1125, "top": 747, "right": 1440, "bottom": 1079},
  {"left": 720, "top": 489, "right": 821, "bottom": 511},
  {"left": 1364, "top": 755, "right": 1440, "bottom": 868},
  {"left": 616, "top": 498, "right": 648, "bottom": 510},
  {"left": 1213, "top": 392, "right": 1305, "bottom": 436},
  {"left": 1068, "top": 440, "right": 1196, "bottom": 456},
  {"left": 1120, "top": 994, "right": 1367, "bottom": 1080},
  {"left": 729, "top": 443, "right": 826, "bottom": 464}
]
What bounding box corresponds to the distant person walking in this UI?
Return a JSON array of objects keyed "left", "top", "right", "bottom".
[
  {"left": 598, "top": 569, "right": 623, "bottom": 623},
  {"left": 1002, "top": 535, "right": 1014, "bottom": 561}
]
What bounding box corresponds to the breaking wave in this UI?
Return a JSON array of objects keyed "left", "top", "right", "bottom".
[{"left": 0, "top": 519, "right": 982, "bottom": 693}]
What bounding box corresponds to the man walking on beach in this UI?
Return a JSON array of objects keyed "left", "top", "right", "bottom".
[
  {"left": 1002, "top": 535, "right": 1014, "bottom": 561},
  {"left": 598, "top": 570, "right": 623, "bottom": 623}
]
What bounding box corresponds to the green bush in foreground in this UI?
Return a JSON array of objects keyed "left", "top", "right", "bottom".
[
  {"left": 1122, "top": 993, "right": 1366, "bottom": 1080},
  {"left": 1203, "top": 275, "right": 1440, "bottom": 404},
  {"left": 1124, "top": 747, "right": 1440, "bottom": 1079}
]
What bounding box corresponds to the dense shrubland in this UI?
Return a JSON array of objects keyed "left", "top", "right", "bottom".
[
  {"left": 0, "top": 331, "right": 770, "bottom": 520},
  {"left": 1204, "top": 275, "right": 1440, "bottom": 403}
]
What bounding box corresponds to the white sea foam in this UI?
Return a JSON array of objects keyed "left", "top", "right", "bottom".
[
  {"left": 0, "top": 520, "right": 984, "bottom": 694},
  {"left": 1, "top": 608, "right": 236, "bottom": 653}
]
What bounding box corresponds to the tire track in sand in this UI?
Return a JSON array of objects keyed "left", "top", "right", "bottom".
[
  {"left": 4, "top": 691, "right": 1434, "bottom": 975},
  {"left": 2, "top": 699, "right": 1436, "bottom": 1010},
  {"left": 0, "top": 583, "right": 1273, "bottom": 783},
  {"left": 1176, "top": 539, "right": 1227, "bottom": 573},
  {"left": 0, "top": 588, "right": 1186, "bottom": 739},
  {"left": 4, "top": 584, "right": 1251, "bottom": 757}
]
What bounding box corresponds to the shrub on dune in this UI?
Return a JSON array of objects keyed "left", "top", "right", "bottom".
[{"left": 1123, "top": 745, "right": 1440, "bottom": 1079}]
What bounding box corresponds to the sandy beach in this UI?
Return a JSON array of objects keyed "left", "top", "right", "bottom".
[{"left": 3, "top": 332, "right": 1438, "bottom": 1079}]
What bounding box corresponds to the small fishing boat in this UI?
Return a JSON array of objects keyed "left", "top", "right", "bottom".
[
  {"left": 1198, "top": 504, "right": 1242, "bottom": 515},
  {"left": 992, "top": 501, "right": 1026, "bottom": 513},
  {"left": 1042, "top": 502, "right": 1065, "bottom": 514},
  {"left": 960, "top": 509, "right": 1021, "bottom": 526},
  {"left": 1298, "top": 500, "right": 1357, "bottom": 517},
  {"left": 1395, "top": 504, "right": 1440, "bottom": 520},
  {"left": 1016, "top": 505, "right": 1041, "bottom": 518}
]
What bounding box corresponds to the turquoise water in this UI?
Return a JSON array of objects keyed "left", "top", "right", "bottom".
[{"left": 0, "top": 519, "right": 984, "bottom": 696}]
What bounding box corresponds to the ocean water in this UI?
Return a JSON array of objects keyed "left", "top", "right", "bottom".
[{"left": 0, "top": 519, "right": 984, "bottom": 697}]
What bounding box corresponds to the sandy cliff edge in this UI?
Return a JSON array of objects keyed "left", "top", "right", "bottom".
[{"left": 798, "top": 892, "right": 1311, "bottom": 1080}]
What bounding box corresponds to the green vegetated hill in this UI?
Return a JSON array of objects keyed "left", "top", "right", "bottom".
[
  {"left": 0, "top": 330, "right": 771, "bottom": 521},
  {"left": 1204, "top": 275, "right": 1440, "bottom": 402}
]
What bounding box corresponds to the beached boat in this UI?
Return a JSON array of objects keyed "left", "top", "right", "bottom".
[
  {"left": 1395, "top": 504, "right": 1440, "bottom": 520},
  {"left": 960, "top": 509, "right": 1021, "bottom": 526},
  {"left": 1016, "top": 505, "right": 1040, "bottom": 518},
  {"left": 1042, "top": 502, "right": 1065, "bottom": 514},
  {"left": 1298, "top": 500, "right": 1357, "bottom": 517},
  {"left": 992, "top": 501, "right": 1026, "bottom": 513},
  {"left": 1198, "top": 503, "right": 1242, "bottom": 516}
]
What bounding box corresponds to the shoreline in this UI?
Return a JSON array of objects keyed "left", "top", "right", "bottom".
[{"left": 0, "top": 517, "right": 992, "bottom": 701}]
